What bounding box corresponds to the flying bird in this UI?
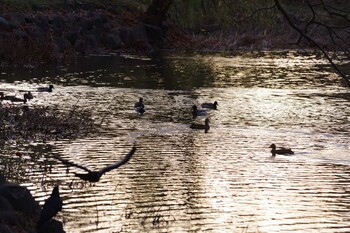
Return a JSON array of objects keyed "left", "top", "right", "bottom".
[
  {"left": 54, "top": 145, "right": 136, "bottom": 182},
  {"left": 36, "top": 186, "right": 63, "bottom": 232}
]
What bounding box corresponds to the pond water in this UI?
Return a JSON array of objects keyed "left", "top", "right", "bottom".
[{"left": 1, "top": 51, "right": 350, "bottom": 233}]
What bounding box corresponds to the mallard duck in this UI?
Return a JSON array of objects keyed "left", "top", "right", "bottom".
[
  {"left": 192, "top": 105, "right": 207, "bottom": 118},
  {"left": 0, "top": 93, "right": 28, "bottom": 103},
  {"left": 134, "top": 98, "right": 145, "bottom": 114},
  {"left": 201, "top": 101, "right": 218, "bottom": 110},
  {"left": 0, "top": 92, "right": 15, "bottom": 101},
  {"left": 190, "top": 118, "right": 210, "bottom": 133},
  {"left": 54, "top": 145, "right": 136, "bottom": 182},
  {"left": 269, "top": 144, "right": 294, "bottom": 156},
  {"left": 37, "top": 85, "right": 54, "bottom": 92},
  {"left": 26, "top": 91, "right": 33, "bottom": 100}
]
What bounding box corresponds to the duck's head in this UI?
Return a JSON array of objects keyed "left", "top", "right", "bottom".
[
  {"left": 139, "top": 97, "right": 143, "bottom": 103},
  {"left": 214, "top": 101, "right": 218, "bottom": 106},
  {"left": 205, "top": 118, "right": 210, "bottom": 124},
  {"left": 49, "top": 85, "right": 54, "bottom": 89},
  {"left": 23, "top": 94, "right": 28, "bottom": 103},
  {"left": 269, "top": 144, "right": 276, "bottom": 149},
  {"left": 192, "top": 105, "right": 198, "bottom": 111}
]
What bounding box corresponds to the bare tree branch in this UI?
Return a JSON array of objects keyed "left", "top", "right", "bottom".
[{"left": 274, "top": 0, "right": 350, "bottom": 85}]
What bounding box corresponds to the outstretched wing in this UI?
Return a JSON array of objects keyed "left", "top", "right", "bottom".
[
  {"left": 99, "top": 145, "right": 136, "bottom": 175},
  {"left": 54, "top": 155, "right": 92, "bottom": 173}
]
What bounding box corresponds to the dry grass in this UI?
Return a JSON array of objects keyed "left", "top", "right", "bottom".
[{"left": 0, "top": 104, "right": 95, "bottom": 145}]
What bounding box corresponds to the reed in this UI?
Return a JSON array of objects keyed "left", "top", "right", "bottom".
[{"left": 0, "top": 104, "right": 95, "bottom": 145}]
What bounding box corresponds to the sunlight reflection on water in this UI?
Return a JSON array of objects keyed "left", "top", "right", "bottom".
[{"left": 1, "top": 51, "right": 350, "bottom": 232}]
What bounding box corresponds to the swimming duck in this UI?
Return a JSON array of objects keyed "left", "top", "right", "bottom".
[
  {"left": 190, "top": 118, "right": 210, "bottom": 133},
  {"left": 201, "top": 101, "right": 218, "bottom": 110},
  {"left": 0, "top": 92, "right": 15, "bottom": 101},
  {"left": 134, "top": 98, "right": 145, "bottom": 114},
  {"left": 269, "top": 144, "right": 294, "bottom": 156},
  {"left": 54, "top": 145, "right": 136, "bottom": 182},
  {"left": 192, "top": 105, "right": 207, "bottom": 118},
  {"left": 0, "top": 93, "right": 28, "bottom": 103},
  {"left": 26, "top": 91, "right": 33, "bottom": 100},
  {"left": 37, "top": 85, "right": 54, "bottom": 92}
]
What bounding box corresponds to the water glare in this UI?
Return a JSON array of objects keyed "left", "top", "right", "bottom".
[{"left": 1, "top": 51, "right": 350, "bottom": 232}]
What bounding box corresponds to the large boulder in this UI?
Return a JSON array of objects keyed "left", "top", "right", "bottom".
[
  {"left": 0, "top": 224, "right": 15, "bottom": 233},
  {"left": 0, "top": 183, "right": 40, "bottom": 216},
  {"left": 0, "top": 194, "right": 14, "bottom": 211}
]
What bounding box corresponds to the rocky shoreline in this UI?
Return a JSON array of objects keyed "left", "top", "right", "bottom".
[
  {"left": 0, "top": 174, "right": 64, "bottom": 233},
  {"left": 0, "top": 5, "right": 167, "bottom": 66}
]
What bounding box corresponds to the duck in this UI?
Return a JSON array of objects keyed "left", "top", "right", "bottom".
[
  {"left": 0, "top": 93, "right": 28, "bottom": 103},
  {"left": 36, "top": 185, "right": 63, "bottom": 232},
  {"left": 201, "top": 101, "right": 218, "bottom": 110},
  {"left": 0, "top": 92, "right": 15, "bottom": 101},
  {"left": 134, "top": 98, "right": 145, "bottom": 114},
  {"left": 269, "top": 144, "right": 294, "bottom": 156},
  {"left": 26, "top": 91, "right": 33, "bottom": 100},
  {"left": 190, "top": 118, "right": 210, "bottom": 133},
  {"left": 54, "top": 145, "right": 136, "bottom": 182},
  {"left": 192, "top": 105, "right": 207, "bottom": 118},
  {"left": 37, "top": 85, "right": 54, "bottom": 92}
]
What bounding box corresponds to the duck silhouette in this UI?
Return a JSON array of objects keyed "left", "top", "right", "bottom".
[
  {"left": 190, "top": 118, "right": 210, "bottom": 133},
  {"left": 37, "top": 85, "right": 54, "bottom": 92},
  {"left": 26, "top": 91, "right": 33, "bottom": 100},
  {"left": 269, "top": 144, "right": 294, "bottom": 156},
  {"left": 36, "top": 186, "right": 63, "bottom": 232},
  {"left": 201, "top": 101, "right": 218, "bottom": 110},
  {"left": 0, "top": 92, "right": 28, "bottom": 103},
  {"left": 192, "top": 105, "right": 207, "bottom": 118},
  {"left": 134, "top": 98, "right": 145, "bottom": 114},
  {"left": 54, "top": 145, "right": 136, "bottom": 182}
]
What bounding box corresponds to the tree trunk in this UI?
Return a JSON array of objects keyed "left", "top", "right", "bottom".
[{"left": 145, "top": 0, "right": 173, "bottom": 27}]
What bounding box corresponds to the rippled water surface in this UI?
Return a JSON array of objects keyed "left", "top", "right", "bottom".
[{"left": 1, "top": 51, "right": 350, "bottom": 232}]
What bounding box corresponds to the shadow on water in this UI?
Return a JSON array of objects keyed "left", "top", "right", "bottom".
[
  {"left": 1, "top": 53, "right": 217, "bottom": 90},
  {"left": 1, "top": 51, "right": 350, "bottom": 232}
]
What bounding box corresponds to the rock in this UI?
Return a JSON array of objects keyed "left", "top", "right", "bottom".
[
  {"left": 64, "top": 31, "right": 78, "bottom": 45},
  {"left": 120, "top": 23, "right": 151, "bottom": 49},
  {"left": 103, "top": 33, "right": 122, "bottom": 50},
  {"left": 86, "top": 34, "right": 99, "bottom": 50},
  {"left": 53, "top": 36, "right": 72, "bottom": 52},
  {"left": 0, "top": 16, "right": 17, "bottom": 31},
  {"left": 0, "top": 211, "right": 21, "bottom": 228},
  {"left": 0, "top": 224, "right": 15, "bottom": 233},
  {"left": 0, "top": 194, "right": 14, "bottom": 211},
  {"left": 34, "top": 15, "right": 50, "bottom": 31},
  {"left": 74, "top": 39, "right": 87, "bottom": 54},
  {"left": 13, "top": 29, "right": 28, "bottom": 39},
  {"left": 37, "top": 219, "right": 65, "bottom": 233},
  {"left": 52, "top": 15, "right": 66, "bottom": 33},
  {"left": 0, "top": 183, "right": 40, "bottom": 216},
  {"left": 8, "top": 13, "right": 26, "bottom": 25},
  {"left": 27, "top": 25, "right": 45, "bottom": 40}
]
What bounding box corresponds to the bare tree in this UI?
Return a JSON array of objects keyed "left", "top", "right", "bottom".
[{"left": 273, "top": 0, "right": 350, "bottom": 85}]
